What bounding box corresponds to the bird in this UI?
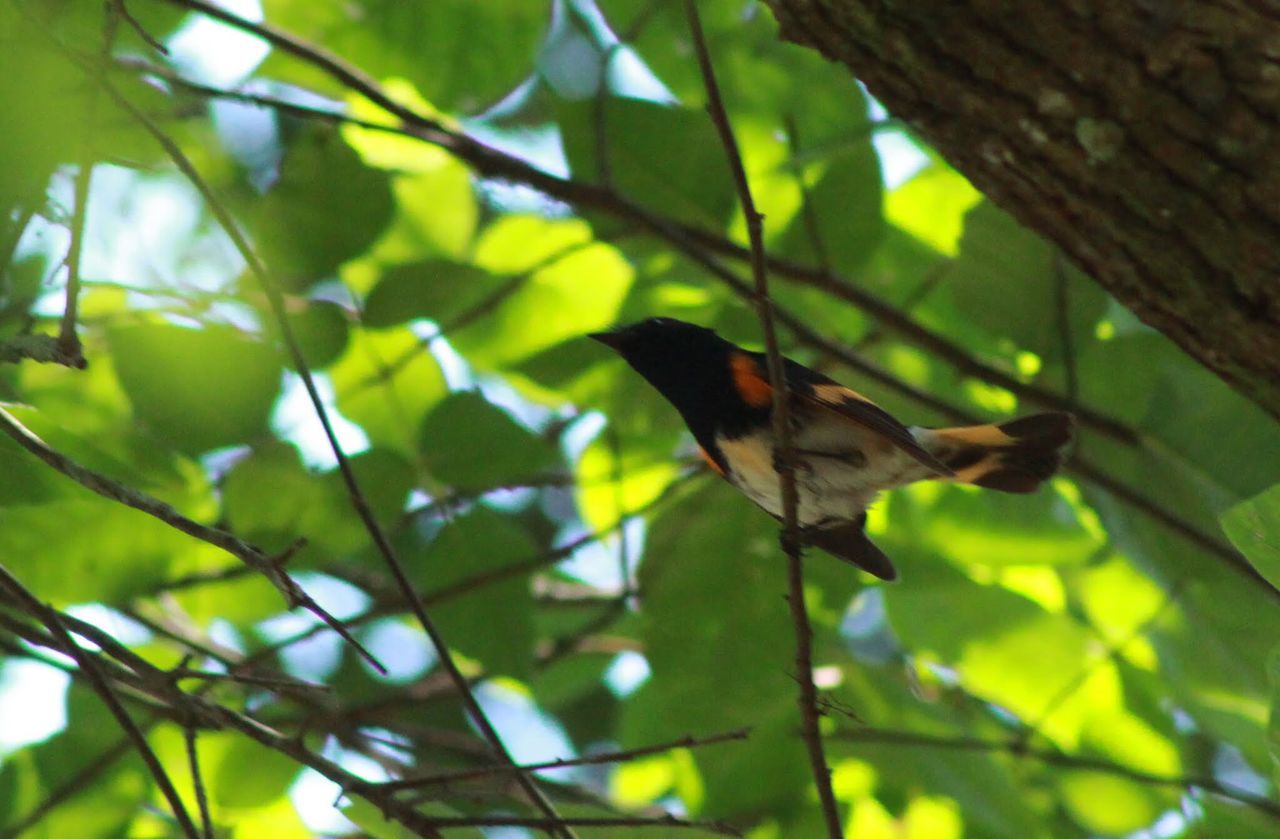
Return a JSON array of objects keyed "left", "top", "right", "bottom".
[{"left": 589, "top": 317, "right": 1075, "bottom": 581}]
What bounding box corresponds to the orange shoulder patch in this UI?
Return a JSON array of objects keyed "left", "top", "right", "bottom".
[{"left": 730, "top": 352, "right": 773, "bottom": 408}]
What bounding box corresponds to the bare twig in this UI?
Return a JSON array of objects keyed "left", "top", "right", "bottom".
[
  {"left": 683, "top": 3, "right": 842, "bottom": 836},
  {"left": 385, "top": 727, "right": 750, "bottom": 792},
  {"left": 833, "top": 727, "right": 1280, "bottom": 820},
  {"left": 0, "top": 405, "right": 387, "bottom": 671},
  {"left": 112, "top": 0, "right": 170, "bottom": 56},
  {"left": 0, "top": 565, "right": 200, "bottom": 838},
  {"left": 57, "top": 160, "right": 90, "bottom": 367},
  {"left": 184, "top": 726, "right": 215, "bottom": 839}
]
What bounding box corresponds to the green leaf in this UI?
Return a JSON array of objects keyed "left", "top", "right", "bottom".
[
  {"left": 1221, "top": 483, "right": 1280, "bottom": 592},
  {"left": 558, "top": 97, "right": 737, "bottom": 228},
  {"left": 1270, "top": 646, "right": 1280, "bottom": 789},
  {"left": 222, "top": 442, "right": 320, "bottom": 550},
  {"left": 949, "top": 202, "right": 1107, "bottom": 360},
  {"left": 363, "top": 260, "right": 505, "bottom": 329},
  {"left": 263, "top": 0, "right": 550, "bottom": 114},
  {"left": 452, "top": 219, "right": 634, "bottom": 369},
  {"left": 329, "top": 325, "right": 448, "bottom": 458},
  {"left": 416, "top": 508, "right": 536, "bottom": 678},
  {"left": 919, "top": 483, "right": 1105, "bottom": 567},
  {"left": 885, "top": 160, "right": 983, "bottom": 256},
  {"left": 109, "top": 323, "right": 283, "bottom": 455},
  {"left": 285, "top": 300, "right": 350, "bottom": 369},
  {"left": 0, "top": 498, "right": 182, "bottom": 602},
  {"left": 299, "top": 448, "right": 416, "bottom": 557},
  {"left": 419, "top": 391, "right": 558, "bottom": 489},
  {"left": 1057, "top": 771, "right": 1160, "bottom": 836},
  {"left": 622, "top": 481, "right": 811, "bottom": 815},
  {"left": 881, "top": 550, "right": 1109, "bottom": 746},
  {"left": 777, "top": 136, "right": 885, "bottom": 276},
  {"left": 212, "top": 736, "right": 301, "bottom": 809},
  {"left": 250, "top": 128, "right": 394, "bottom": 288}
]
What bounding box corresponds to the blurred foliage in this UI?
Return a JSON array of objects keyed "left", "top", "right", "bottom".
[{"left": 0, "top": 0, "right": 1278, "bottom": 837}]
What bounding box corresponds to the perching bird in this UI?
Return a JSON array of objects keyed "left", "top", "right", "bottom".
[{"left": 590, "top": 317, "right": 1074, "bottom": 580}]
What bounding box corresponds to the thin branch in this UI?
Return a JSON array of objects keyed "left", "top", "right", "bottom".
[
  {"left": 244, "top": 479, "right": 688, "bottom": 673},
  {"left": 385, "top": 728, "right": 750, "bottom": 792},
  {"left": 57, "top": 160, "right": 90, "bottom": 366},
  {"left": 832, "top": 727, "right": 1280, "bottom": 820},
  {"left": 0, "top": 565, "right": 200, "bottom": 839},
  {"left": 90, "top": 54, "right": 573, "bottom": 838},
  {"left": 184, "top": 726, "right": 215, "bottom": 839},
  {"left": 112, "top": 0, "right": 170, "bottom": 56},
  {"left": 683, "top": 3, "right": 842, "bottom": 837},
  {"left": 0, "top": 405, "right": 388, "bottom": 670}
]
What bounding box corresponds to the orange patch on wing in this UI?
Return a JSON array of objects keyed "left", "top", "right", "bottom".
[
  {"left": 730, "top": 353, "right": 773, "bottom": 408},
  {"left": 698, "top": 446, "right": 726, "bottom": 477},
  {"left": 931, "top": 424, "right": 1016, "bottom": 448},
  {"left": 813, "top": 382, "right": 876, "bottom": 407}
]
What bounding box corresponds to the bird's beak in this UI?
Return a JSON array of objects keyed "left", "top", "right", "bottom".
[{"left": 588, "top": 330, "right": 625, "bottom": 350}]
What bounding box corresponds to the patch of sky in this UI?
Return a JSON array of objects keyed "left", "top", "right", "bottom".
[
  {"left": 0, "top": 660, "right": 69, "bottom": 754},
  {"left": 604, "top": 650, "right": 651, "bottom": 698},
  {"left": 166, "top": 0, "right": 269, "bottom": 87},
  {"left": 257, "top": 573, "right": 370, "bottom": 682},
  {"left": 865, "top": 92, "right": 930, "bottom": 189},
  {"left": 271, "top": 371, "right": 371, "bottom": 470},
  {"left": 360, "top": 618, "right": 437, "bottom": 684},
  {"left": 477, "top": 680, "right": 579, "bottom": 785}
]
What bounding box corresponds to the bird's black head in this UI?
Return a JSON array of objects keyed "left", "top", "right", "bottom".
[{"left": 589, "top": 318, "right": 748, "bottom": 436}]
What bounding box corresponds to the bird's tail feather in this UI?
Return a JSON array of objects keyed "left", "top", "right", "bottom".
[{"left": 919, "top": 412, "right": 1074, "bottom": 493}]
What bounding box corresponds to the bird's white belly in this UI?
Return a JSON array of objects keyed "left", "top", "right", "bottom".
[{"left": 717, "top": 426, "right": 925, "bottom": 526}]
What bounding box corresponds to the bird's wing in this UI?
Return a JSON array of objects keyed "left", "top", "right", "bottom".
[{"left": 741, "top": 352, "right": 954, "bottom": 475}]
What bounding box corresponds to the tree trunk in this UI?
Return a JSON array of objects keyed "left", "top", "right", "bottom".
[{"left": 764, "top": 0, "right": 1280, "bottom": 420}]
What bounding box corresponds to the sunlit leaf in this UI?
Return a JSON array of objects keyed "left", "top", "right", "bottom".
[
  {"left": 886, "top": 161, "right": 983, "bottom": 256},
  {"left": 329, "top": 325, "right": 447, "bottom": 458}
]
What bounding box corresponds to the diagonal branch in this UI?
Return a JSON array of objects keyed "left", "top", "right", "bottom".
[
  {"left": 0, "top": 405, "right": 387, "bottom": 670},
  {"left": 683, "top": 2, "right": 843, "bottom": 836},
  {"left": 0, "top": 565, "right": 200, "bottom": 839}
]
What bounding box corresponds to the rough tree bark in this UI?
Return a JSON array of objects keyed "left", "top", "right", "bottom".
[{"left": 764, "top": 0, "right": 1280, "bottom": 420}]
